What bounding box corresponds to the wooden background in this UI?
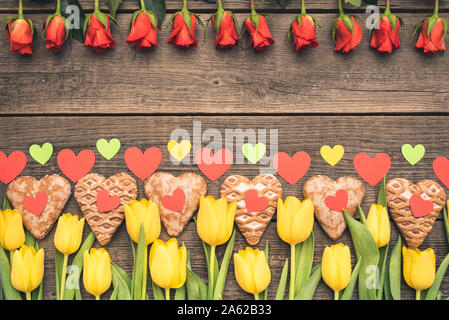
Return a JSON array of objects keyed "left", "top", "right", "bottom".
[{"left": 1, "top": 0, "right": 449, "bottom": 300}]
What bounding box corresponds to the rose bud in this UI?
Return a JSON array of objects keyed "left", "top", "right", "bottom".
[
  {"left": 168, "top": 0, "right": 201, "bottom": 49},
  {"left": 44, "top": 15, "right": 67, "bottom": 53},
  {"left": 211, "top": 0, "right": 239, "bottom": 49},
  {"left": 5, "top": 0, "right": 34, "bottom": 55},
  {"left": 84, "top": 0, "right": 116, "bottom": 53},
  {"left": 332, "top": 0, "right": 362, "bottom": 53},
  {"left": 291, "top": 15, "right": 319, "bottom": 51},
  {"left": 244, "top": 6, "right": 274, "bottom": 51},
  {"left": 414, "top": 14, "right": 447, "bottom": 55},
  {"left": 126, "top": 3, "right": 158, "bottom": 50}
]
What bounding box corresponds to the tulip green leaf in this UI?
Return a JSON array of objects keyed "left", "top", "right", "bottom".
[
  {"left": 152, "top": 281, "right": 165, "bottom": 300},
  {"left": 213, "top": 231, "right": 236, "bottom": 300},
  {"left": 295, "top": 230, "right": 314, "bottom": 295},
  {"left": 383, "top": 258, "right": 392, "bottom": 300},
  {"left": 31, "top": 241, "right": 43, "bottom": 300},
  {"left": 443, "top": 206, "right": 449, "bottom": 245},
  {"left": 63, "top": 232, "right": 95, "bottom": 300},
  {"left": 424, "top": 252, "right": 449, "bottom": 300},
  {"left": 175, "top": 285, "right": 186, "bottom": 300},
  {"left": 144, "top": 0, "right": 166, "bottom": 28},
  {"left": 131, "top": 225, "right": 146, "bottom": 300},
  {"left": 343, "top": 210, "right": 379, "bottom": 300},
  {"left": 55, "top": 248, "right": 64, "bottom": 300},
  {"left": 340, "top": 259, "right": 361, "bottom": 300},
  {"left": 0, "top": 245, "right": 21, "bottom": 300},
  {"left": 111, "top": 263, "right": 132, "bottom": 300},
  {"left": 259, "top": 241, "right": 269, "bottom": 300},
  {"left": 61, "top": 0, "right": 85, "bottom": 43},
  {"left": 377, "top": 176, "right": 387, "bottom": 207},
  {"left": 294, "top": 264, "right": 321, "bottom": 300},
  {"left": 186, "top": 267, "right": 208, "bottom": 300},
  {"left": 3, "top": 193, "right": 11, "bottom": 210},
  {"left": 275, "top": 259, "right": 289, "bottom": 300},
  {"left": 376, "top": 244, "right": 389, "bottom": 300},
  {"left": 388, "top": 235, "right": 401, "bottom": 300}
]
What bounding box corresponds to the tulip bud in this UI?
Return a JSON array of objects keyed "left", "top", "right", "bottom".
[
  {"left": 402, "top": 246, "right": 435, "bottom": 294},
  {"left": 366, "top": 204, "right": 390, "bottom": 248},
  {"left": 234, "top": 247, "right": 271, "bottom": 296},
  {"left": 277, "top": 197, "right": 314, "bottom": 245},
  {"left": 322, "top": 243, "right": 351, "bottom": 298},
  {"left": 124, "top": 199, "right": 161, "bottom": 246},
  {"left": 83, "top": 248, "right": 112, "bottom": 299},
  {"left": 11, "top": 245, "right": 44, "bottom": 297},
  {"left": 149, "top": 238, "right": 187, "bottom": 290},
  {"left": 196, "top": 196, "right": 236, "bottom": 247},
  {"left": 54, "top": 213, "right": 85, "bottom": 255},
  {"left": 0, "top": 209, "right": 26, "bottom": 251}
]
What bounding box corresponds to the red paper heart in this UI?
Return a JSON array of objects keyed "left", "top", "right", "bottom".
[
  {"left": 124, "top": 147, "right": 162, "bottom": 181},
  {"left": 57, "top": 149, "right": 95, "bottom": 183},
  {"left": 353, "top": 153, "right": 391, "bottom": 186},
  {"left": 0, "top": 151, "right": 27, "bottom": 184},
  {"left": 195, "top": 148, "right": 233, "bottom": 182},
  {"left": 23, "top": 192, "right": 48, "bottom": 216},
  {"left": 324, "top": 189, "right": 348, "bottom": 213},
  {"left": 245, "top": 189, "right": 269, "bottom": 212},
  {"left": 162, "top": 188, "right": 186, "bottom": 212},
  {"left": 96, "top": 189, "right": 121, "bottom": 213},
  {"left": 433, "top": 157, "right": 449, "bottom": 189},
  {"left": 273, "top": 151, "right": 310, "bottom": 185},
  {"left": 410, "top": 194, "right": 433, "bottom": 218}
]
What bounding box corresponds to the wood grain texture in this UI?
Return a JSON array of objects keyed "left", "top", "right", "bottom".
[
  {"left": 0, "top": 0, "right": 447, "bottom": 12},
  {"left": 2, "top": 13, "right": 449, "bottom": 115},
  {"left": 0, "top": 115, "right": 448, "bottom": 299}
]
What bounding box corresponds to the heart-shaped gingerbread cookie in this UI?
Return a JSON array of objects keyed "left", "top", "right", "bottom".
[
  {"left": 303, "top": 176, "right": 365, "bottom": 241},
  {"left": 7, "top": 175, "right": 71, "bottom": 239},
  {"left": 220, "top": 174, "right": 282, "bottom": 246},
  {"left": 386, "top": 178, "right": 446, "bottom": 249},
  {"left": 75, "top": 172, "right": 138, "bottom": 246},
  {"left": 144, "top": 172, "right": 207, "bottom": 237}
]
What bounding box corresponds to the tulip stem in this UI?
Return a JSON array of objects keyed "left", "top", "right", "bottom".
[
  {"left": 254, "top": 293, "right": 259, "bottom": 300},
  {"left": 334, "top": 290, "right": 339, "bottom": 300},
  {"left": 95, "top": 295, "right": 100, "bottom": 300},
  {"left": 416, "top": 290, "right": 421, "bottom": 300},
  {"left": 209, "top": 245, "right": 216, "bottom": 298},
  {"left": 165, "top": 288, "right": 170, "bottom": 300},
  {"left": 26, "top": 292, "right": 31, "bottom": 300},
  {"left": 289, "top": 244, "right": 295, "bottom": 300},
  {"left": 60, "top": 254, "right": 68, "bottom": 300},
  {"left": 18, "top": 0, "right": 23, "bottom": 19},
  {"left": 338, "top": 0, "right": 344, "bottom": 16},
  {"left": 141, "top": 245, "right": 148, "bottom": 300}
]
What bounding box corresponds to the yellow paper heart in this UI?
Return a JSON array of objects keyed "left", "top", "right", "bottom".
[
  {"left": 167, "top": 140, "right": 191, "bottom": 161},
  {"left": 320, "top": 145, "right": 344, "bottom": 166}
]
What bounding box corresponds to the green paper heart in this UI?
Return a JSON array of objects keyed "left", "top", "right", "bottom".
[
  {"left": 401, "top": 144, "right": 425, "bottom": 166},
  {"left": 29, "top": 143, "right": 53, "bottom": 165},
  {"left": 96, "top": 138, "right": 121, "bottom": 160},
  {"left": 242, "top": 143, "right": 266, "bottom": 164}
]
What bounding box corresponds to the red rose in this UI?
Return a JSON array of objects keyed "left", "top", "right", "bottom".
[
  {"left": 291, "top": 14, "right": 318, "bottom": 51},
  {"left": 371, "top": 15, "right": 400, "bottom": 53},
  {"left": 7, "top": 18, "right": 34, "bottom": 55},
  {"left": 168, "top": 12, "right": 198, "bottom": 49},
  {"left": 245, "top": 13, "right": 274, "bottom": 51},
  {"left": 126, "top": 11, "right": 158, "bottom": 50},
  {"left": 415, "top": 18, "right": 446, "bottom": 55},
  {"left": 333, "top": 16, "right": 362, "bottom": 53},
  {"left": 212, "top": 10, "right": 239, "bottom": 49},
  {"left": 84, "top": 14, "right": 116, "bottom": 53},
  {"left": 44, "top": 15, "right": 67, "bottom": 53}
]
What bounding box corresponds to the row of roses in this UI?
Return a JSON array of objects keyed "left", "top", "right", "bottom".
[
  {"left": 5, "top": 0, "right": 447, "bottom": 56},
  {"left": 1, "top": 179, "right": 448, "bottom": 300}
]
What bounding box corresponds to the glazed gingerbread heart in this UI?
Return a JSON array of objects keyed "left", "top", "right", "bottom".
[
  {"left": 386, "top": 178, "right": 446, "bottom": 249},
  {"left": 144, "top": 172, "right": 207, "bottom": 237},
  {"left": 303, "top": 176, "right": 365, "bottom": 241},
  {"left": 75, "top": 172, "right": 138, "bottom": 246},
  {"left": 220, "top": 174, "right": 282, "bottom": 246},
  {"left": 7, "top": 175, "right": 71, "bottom": 239}
]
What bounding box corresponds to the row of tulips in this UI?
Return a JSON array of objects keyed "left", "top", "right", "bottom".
[
  {"left": 5, "top": 0, "right": 447, "bottom": 55},
  {"left": 1, "top": 182, "right": 448, "bottom": 300}
]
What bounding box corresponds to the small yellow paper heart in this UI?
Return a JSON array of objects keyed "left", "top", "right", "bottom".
[
  {"left": 167, "top": 140, "right": 191, "bottom": 161},
  {"left": 320, "top": 145, "right": 344, "bottom": 166}
]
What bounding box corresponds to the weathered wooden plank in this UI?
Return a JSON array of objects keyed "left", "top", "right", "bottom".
[
  {"left": 1, "top": 13, "right": 449, "bottom": 115},
  {"left": 0, "top": 0, "right": 446, "bottom": 13},
  {"left": 0, "top": 115, "right": 448, "bottom": 299}
]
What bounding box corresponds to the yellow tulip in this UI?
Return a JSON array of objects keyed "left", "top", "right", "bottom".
[
  {"left": 197, "top": 196, "right": 236, "bottom": 247},
  {"left": 0, "top": 209, "right": 25, "bottom": 251},
  {"left": 11, "top": 245, "right": 44, "bottom": 299},
  {"left": 366, "top": 204, "right": 390, "bottom": 248},
  {"left": 277, "top": 197, "right": 314, "bottom": 245},
  {"left": 83, "top": 248, "right": 112, "bottom": 299},
  {"left": 124, "top": 199, "right": 161, "bottom": 246},
  {"left": 149, "top": 238, "right": 186, "bottom": 299},
  {"left": 322, "top": 243, "right": 351, "bottom": 299},
  {"left": 54, "top": 213, "right": 85, "bottom": 255},
  {"left": 402, "top": 246, "right": 435, "bottom": 299},
  {"left": 234, "top": 247, "right": 271, "bottom": 299}
]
